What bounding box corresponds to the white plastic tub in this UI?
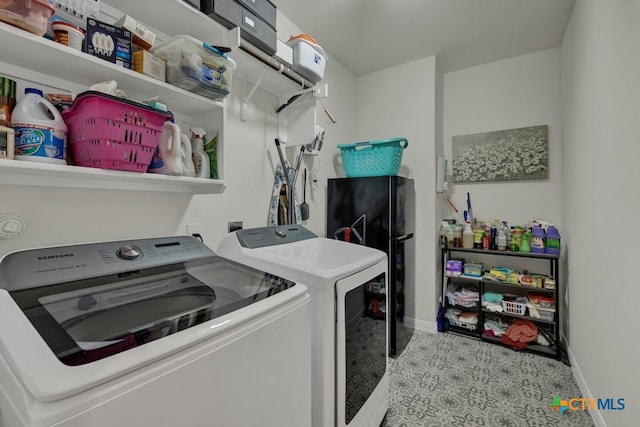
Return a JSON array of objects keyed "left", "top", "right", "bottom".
[{"left": 286, "top": 37, "right": 327, "bottom": 84}]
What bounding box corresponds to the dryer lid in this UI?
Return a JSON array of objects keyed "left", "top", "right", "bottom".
[{"left": 218, "top": 226, "right": 387, "bottom": 289}]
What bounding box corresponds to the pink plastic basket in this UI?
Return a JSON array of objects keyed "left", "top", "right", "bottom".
[{"left": 63, "top": 91, "right": 172, "bottom": 172}]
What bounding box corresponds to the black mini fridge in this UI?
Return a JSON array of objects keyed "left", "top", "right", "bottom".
[{"left": 327, "top": 176, "right": 415, "bottom": 357}]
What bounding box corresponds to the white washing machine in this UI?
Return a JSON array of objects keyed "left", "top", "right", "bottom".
[
  {"left": 218, "top": 225, "right": 388, "bottom": 427},
  {"left": 0, "top": 236, "right": 312, "bottom": 427}
]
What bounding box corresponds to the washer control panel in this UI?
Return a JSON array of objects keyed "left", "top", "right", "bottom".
[
  {"left": 0, "top": 236, "right": 216, "bottom": 291},
  {"left": 236, "top": 225, "right": 317, "bottom": 248}
]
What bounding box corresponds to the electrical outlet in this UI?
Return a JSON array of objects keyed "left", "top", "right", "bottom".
[
  {"left": 187, "top": 223, "right": 200, "bottom": 236},
  {"left": 228, "top": 221, "right": 243, "bottom": 232}
]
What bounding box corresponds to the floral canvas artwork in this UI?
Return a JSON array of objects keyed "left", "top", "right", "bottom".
[{"left": 452, "top": 125, "right": 548, "bottom": 183}]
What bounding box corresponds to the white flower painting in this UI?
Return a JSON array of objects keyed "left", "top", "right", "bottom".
[{"left": 452, "top": 125, "right": 548, "bottom": 183}]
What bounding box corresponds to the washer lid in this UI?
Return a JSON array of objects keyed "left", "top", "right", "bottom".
[
  {"left": 218, "top": 228, "right": 387, "bottom": 289},
  {"left": 0, "top": 237, "right": 308, "bottom": 401},
  {"left": 8, "top": 256, "right": 296, "bottom": 367}
]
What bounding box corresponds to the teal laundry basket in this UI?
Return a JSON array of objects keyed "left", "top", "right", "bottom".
[{"left": 338, "top": 137, "right": 408, "bottom": 177}]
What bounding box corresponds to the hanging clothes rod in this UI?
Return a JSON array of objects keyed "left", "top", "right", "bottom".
[{"left": 239, "top": 43, "right": 314, "bottom": 91}]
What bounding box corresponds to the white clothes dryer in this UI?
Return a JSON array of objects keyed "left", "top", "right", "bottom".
[
  {"left": 218, "top": 225, "right": 389, "bottom": 427},
  {"left": 0, "top": 236, "right": 312, "bottom": 427}
]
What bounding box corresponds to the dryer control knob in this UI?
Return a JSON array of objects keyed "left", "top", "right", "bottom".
[
  {"left": 117, "top": 245, "right": 143, "bottom": 260},
  {"left": 274, "top": 227, "right": 287, "bottom": 238}
]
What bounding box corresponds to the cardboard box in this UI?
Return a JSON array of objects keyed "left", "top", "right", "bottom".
[
  {"left": 50, "top": 0, "right": 100, "bottom": 31},
  {"left": 85, "top": 18, "right": 132, "bottom": 69},
  {"left": 274, "top": 39, "right": 292, "bottom": 67},
  {"left": 133, "top": 50, "right": 166, "bottom": 82},
  {"left": 463, "top": 262, "right": 483, "bottom": 277},
  {"left": 115, "top": 14, "right": 156, "bottom": 50},
  {"left": 445, "top": 259, "right": 463, "bottom": 277}
]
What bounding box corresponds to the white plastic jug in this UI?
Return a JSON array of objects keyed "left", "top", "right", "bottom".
[
  {"left": 180, "top": 132, "right": 196, "bottom": 177},
  {"left": 12, "top": 88, "right": 67, "bottom": 164},
  {"left": 148, "top": 121, "right": 183, "bottom": 175}
]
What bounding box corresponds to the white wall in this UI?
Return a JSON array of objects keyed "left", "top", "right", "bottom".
[
  {"left": 439, "top": 48, "right": 564, "bottom": 297},
  {"left": 0, "top": 12, "right": 357, "bottom": 260},
  {"left": 354, "top": 57, "right": 438, "bottom": 329},
  {"left": 561, "top": 1, "right": 640, "bottom": 425},
  {"left": 176, "top": 12, "right": 358, "bottom": 245},
  {"left": 443, "top": 48, "right": 563, "bottom": 229}
]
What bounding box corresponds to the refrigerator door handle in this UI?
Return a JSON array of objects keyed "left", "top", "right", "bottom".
[{"left": 392, "top": 233, "right": 414, "bottom": 243}]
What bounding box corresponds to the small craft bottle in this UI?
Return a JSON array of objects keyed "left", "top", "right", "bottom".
[
  {"left": 520, "top": 231, "right": 531, "bottom": 252},
  {"left": 497, "top": 228, "right": 507, "bottom": 251},
  {"left": 489, "top": 226, "right": 498, "bottom": 250},
  {"left": 472, "top": 226, "right": 484, "bottom": 249},
  {"left": 446, "top": 225, "right": 454, "bottom": 246},
  {"left": 453, "top": 224, "right": 462, "bottom": 247},
  {"left": 462, "top": 222, "right": 474, "bottom": 249},
  {"left": 439, "top": 221, "right": 449, "bottom": 245},
  {"left": 509, "top": 226, "right": 522, "bottom": 252}
]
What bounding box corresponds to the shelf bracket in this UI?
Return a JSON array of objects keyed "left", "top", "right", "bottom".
[
  {"left": 276, "top": 84, "right": 328, "bottom": 114},
  {"left": 240, "top": 68, "right": 268, "bottom": 122}
]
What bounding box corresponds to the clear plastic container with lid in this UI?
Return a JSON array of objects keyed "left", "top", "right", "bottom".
[
  {"left": 0, "top": 0, "right": 54, "bottom": 36},
  {"left": 150, "top": 34, "right": 237, "bottom": 101}
]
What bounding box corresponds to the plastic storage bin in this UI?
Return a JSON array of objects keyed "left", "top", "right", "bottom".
[
  {"left": 0, "top": 0, "right": 54, "bottom": 36},
  {"left": 338, "top": 137, "right": 408, "bottom": 177},
  {"left": 151, "top": 34, "right": 236, "bottom": 101},
  {"left": 286, "top": 37, "right": 327, "bottom": 83},
  {"left": 445, "top": 309, "right": 477, "bottom": 331},
  {"left": 527, "top": 293, "right": 555, "bottom": 308},
  {"left": 526, "top": 304, "right": 555, "bottom": 321},
  {"left": 62, "top": 91, "right": 172, "bottom": 172},
  {"left": 501, "top": 299, "right": 527, "bottom": 316}
]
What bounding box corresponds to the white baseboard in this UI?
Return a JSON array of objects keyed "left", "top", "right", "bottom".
[
  {"left": 404, "top": 317, "right": 438, "bottom": 334},
  {"left": 563, "top": 334, "right": 605, "bottom": 427}
]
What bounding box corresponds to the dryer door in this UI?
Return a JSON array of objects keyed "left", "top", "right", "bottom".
[{"left": 335, "top": 260, "right": 388, "bottom": 427}]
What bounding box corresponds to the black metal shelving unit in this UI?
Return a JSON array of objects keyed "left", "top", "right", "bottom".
[{"left": 441, "top": 244, "right": 562, "bottom": 360}]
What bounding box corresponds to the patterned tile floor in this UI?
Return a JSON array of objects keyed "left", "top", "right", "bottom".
[{"left": 382, "top": 330, "right": 595, "bottom": 427}]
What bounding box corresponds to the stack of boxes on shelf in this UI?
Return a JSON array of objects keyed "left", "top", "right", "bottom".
[{"left": 195, "top": 0, "right": 278, "bottom": 55}]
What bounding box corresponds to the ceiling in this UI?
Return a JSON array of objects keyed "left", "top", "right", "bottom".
[{"left": 274, "top": 0, "right": 576, "bottom": 76}]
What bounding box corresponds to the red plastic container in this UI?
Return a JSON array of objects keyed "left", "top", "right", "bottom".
[{"left": 63, "top": 91, "right": 172, "bottom": 172}]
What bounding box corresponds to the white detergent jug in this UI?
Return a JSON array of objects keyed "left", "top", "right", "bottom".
[
  {"left": 148, "top": 121, "right": 183, "bottom": 175},
  {"left": 180, "top": 132, "right": 196, "bottom": 177},
  {"left": 12, "top": 88, "right": 67, "bottom": 164}
]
